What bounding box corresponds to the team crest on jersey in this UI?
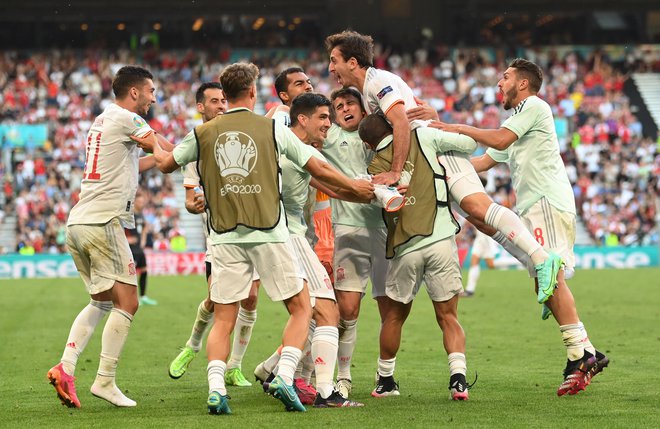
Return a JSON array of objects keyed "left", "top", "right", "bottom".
[
  {"left": 132, "top": 116, "right": 146, "bottom": 127},
  {"left": 376, "top": 86, "right": 393, "bottom": 99},
  {"left": 128, "top": 261, "right": 136, "bottom": 276},
  {"left": 215, "top": 131, "right": 258, "bottom": 184}
]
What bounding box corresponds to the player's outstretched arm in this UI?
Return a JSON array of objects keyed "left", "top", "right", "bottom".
[
  {"left": 304, "top": 157, "right": 374, "bottom": 202},
  {"left": 155, "top": 133, "right": 176, "bottom": 152},
  {"left": 153, "top": 143, "right": 181, "bottom": 173},
  {"left": 429, "top": 121, "right": 517, "bottom": 151},
  {"left": 131, "top": 132, "right": 180, "bottom": 173},
  {"left": 433, "top": 130, "right": 478, "bottom": 154},
  {"left": 149, "top": 134, "right": 180, "bottom": 173},
  {"left": 372, "top": 102, "right": 410, "bottom": 186},
  {"left": 406, "top": 97, "right": 439, "bottom": 121},
  {"left": 471, "top": 153, "right": 498, "bottom": 173},
  {"left": 139, "top": 155, "right": 156, "bottom": 173},
  {"left": 310, "top": 177, "right": 371, "bottom": 204}
]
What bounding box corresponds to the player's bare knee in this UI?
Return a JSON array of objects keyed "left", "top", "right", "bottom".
[
  {"left": 116, "top": 296, "right": 139, "bottom": 315},
  {"left": 336, "top": 291, "right": 361, "bottom": 320},
  {"left": 286, "top": 294, "right": 313, "bottom": 322},
  {"left": 338, "top": 301, "right": 360, "bottom": 320},
  {"left": 240, "top": 295, "right": 258, "bottom": 311},
  {"left": 460, "top": 194, "right": 491, "bottom": 221},
  {"left": 111, "top": 281, "right": 139, "bottom": 314},
  {"left": 313, "top": 298, "right": 340, "bottom": 327}
]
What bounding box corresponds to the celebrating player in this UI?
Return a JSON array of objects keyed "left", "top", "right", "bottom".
[
  {"left": 47, "top": 66, "right": 173, "bottom": 408},
  {"left": 432, "top": 58, "right": 609, "bottom": 396},
  {"left": 137, "top": 63, "right": 373, "bottom": 414}
]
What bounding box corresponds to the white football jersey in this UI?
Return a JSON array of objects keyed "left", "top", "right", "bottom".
[
  {"left": 271, "top": 109, "right": 291, "bottom": 127},
  {"left": 67, "top": 103, "right": 153, "bottom": 228},
  {"left": 362, "top": 67, "right": 425, "bottom": 129}
]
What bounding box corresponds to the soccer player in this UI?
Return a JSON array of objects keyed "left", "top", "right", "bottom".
[
  {"left": 359, "top": 113, "right": 477, "bottom": 400},
  {"left": 273, "top": 67, "right": 313, "bottom": 110},
  {"left": 168, "top": 82, "right": 257, "bottom": 388},
  {"left": 326, "top": 31, "right": 411, "bottom": 187},
  {"left": 125, "top": 191, "right": 157, "bottom": 306},
  {"left": 462, "top": 228, "right": 497, "bottom": 297},
  {"left": 47, "top": 66, "right": 173, "bottom": 408},
  {"left": 432, "top": 58, "right": 608, "bottom": 396},
  {"left": 325, "top": 30, "right": 562, "bottom": 299},
  {"left": 256, "top": 67, "right": 318, "bottom": 401},
  {"left": 321, "top": 87, "right": 389, "bottom": 399},
  {"left": 138, "top": 63, "right": 373, "bottom": 414},
  {"left": 261, "top": 93, "right": 365, "bottom": 407}
]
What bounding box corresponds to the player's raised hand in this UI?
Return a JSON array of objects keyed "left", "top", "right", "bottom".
[
  {"left": 429, "top": 120, "right": 461, "bottom": 134},
  {"left": 406, "top": 97, "right": 439, "bottom": 121},
  {"left": 130, "top": 130, "right": 157, "bottom": 153}
]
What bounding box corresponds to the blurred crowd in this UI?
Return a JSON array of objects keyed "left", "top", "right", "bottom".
[{"left": 0, "top": 43, "right": 658, "bottom": 254}]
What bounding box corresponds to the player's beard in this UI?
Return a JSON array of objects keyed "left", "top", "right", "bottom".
[
  {"left": 502, "top": 86, "right": 518, "bottom": 110},
  {"left": 137, "top": 94, "right": 151, "bottom": 117}
]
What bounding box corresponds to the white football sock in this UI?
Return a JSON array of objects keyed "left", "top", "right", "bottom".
[
  {"left": 560, "top": 323, "right": 586, "bottom": 361},
  {"left": 377, "top": 357, "right": 396, "bottom": 378},
  {"left": 277, "top": 346, "right": 302, "bottom": 385},
  {"left": 262, "top": 349, "right": 281, "bottom": 374},
  {"left": 465, "top": 265, "right": 480, "bottom": 293},
  {"left": 578, "top": 321, "right": 596, "bottom": 355},
  {"left": 90, "top": 380, "right": 136, "bottom": 407},
  {"left": 484, "top": 203, "right": 548, "bottom": 264},
  {"left": 61, "top": 300, "right": 112, "bottom": 376},
  {"left": 311, "top": 326, "right": 339, "bottom": 398},
  {"left": 186, "top": 300, "right": 213, "bottom": 352},
  {"left": 337, "top": 319, "right": 358, "bottom": 380},
  {"left": 301, "top": 350, "right": 315, "bottom": 384},
  {"left": 91, "top": 308, "right": 135, "bottom": 407},
  {"left": 492, "top": 231, "right": 531, "bottom": 267},
  {"left": 448, "top": 352, "right": 467, "bottom": 376},
  {"left": 207, "top": 360, "right": 227, "bottom": 395},
  {"left": 96, "top": 308, "right": 132, "bottom": 378},
  {"left": 227, "top": 307, "right": 257, "bottom": 370}
]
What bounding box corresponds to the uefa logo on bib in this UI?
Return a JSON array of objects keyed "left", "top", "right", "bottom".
[{"left": 215, "top": 131, "right": 258, "bottom": 184}]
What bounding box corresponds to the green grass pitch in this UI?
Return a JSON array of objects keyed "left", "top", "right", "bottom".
[{"left": 1, "top": 268, "right": 659, "bottom": 428}]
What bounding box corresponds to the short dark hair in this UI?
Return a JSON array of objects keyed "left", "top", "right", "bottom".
[
  {"left": 290, "top": 93, "right": 331, "bottom": 127},
  {"left": 330, "top": 87, "right": 364, "bottom": 123},
  {"left": 196, "top": 82, "right": 223, "bottom": 104},
  {"left": 330, "top": 87, "right": 364, "bottom": 109},
  {"left": 325, "top": 30, "right": 374, "bottom": 68},
  {"left": 508, "top": 58, "right": 543, "bottom": 93},
  {"left": 112, "top": 66, "right": 153, "bottom": 98},
  {"left": 358, "top": 113, "right": 392, "bottom": 148},
  {"left": 274, "top": 67, "right": 305, "bottom": 102},
  {"left": 219, "top": 62, "right": 259, "bottom": 101}
]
